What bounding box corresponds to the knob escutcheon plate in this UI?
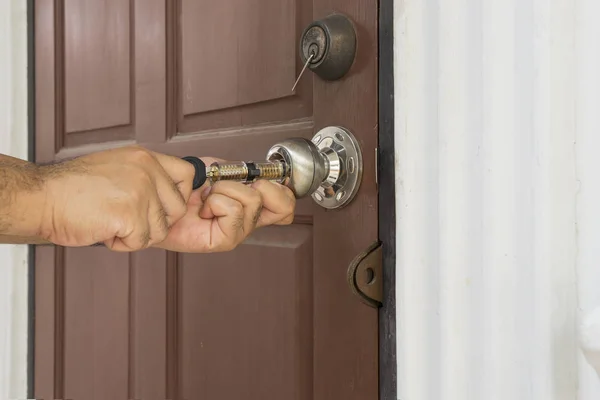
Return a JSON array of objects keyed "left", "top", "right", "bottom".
[{"left": 310, "top": 126, "right": 362, "bottom": 210}]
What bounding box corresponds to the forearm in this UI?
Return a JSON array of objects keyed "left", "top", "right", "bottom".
[
  {"left": 0, "top": 234, "right": 51, "bottom": 245},
  {"left": 0, "top": 154, "right": 48, "bottom": 243}
]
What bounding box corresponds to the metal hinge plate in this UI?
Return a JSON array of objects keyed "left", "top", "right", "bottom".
[{"left": 347, "top": 241, "right": 383, "bottom": 308}]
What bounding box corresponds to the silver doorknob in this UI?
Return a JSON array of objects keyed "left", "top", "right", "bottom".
[{"left": 266, "top": 126, "right": 363, "bottom": 209}]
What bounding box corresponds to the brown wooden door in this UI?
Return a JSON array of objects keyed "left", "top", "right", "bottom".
[{"left": 34, "top": 1, "right": 378, "bottom": 399}]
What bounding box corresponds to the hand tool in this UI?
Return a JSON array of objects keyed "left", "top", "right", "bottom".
[{"left": 181, "top": 125, "right": 362, "bottom": 209}]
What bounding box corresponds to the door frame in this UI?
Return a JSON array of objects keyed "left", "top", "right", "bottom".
[
  {"left": 378, "top": 0, "right": 396, "bottom": 398},
  {"left": 25, "top": 0, "right": 397, "bottom": 398},
  {"left": 26, "top": 0, "right": 36, "bottom": 398}
]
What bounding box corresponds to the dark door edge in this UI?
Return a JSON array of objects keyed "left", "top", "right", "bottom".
[
  {"left": 27, "top": 0, "right": 36, "bottom": 397},
  {"left": 378, "top": 0, "right": 396, "bottom": 398}
]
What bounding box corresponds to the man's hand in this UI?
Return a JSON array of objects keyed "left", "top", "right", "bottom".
[
  {"left": 39, "top": 146, "right": 196, "bottom": 251},
  {"left": 155, "top": 160, "right": 296, "bottom": 252},
  {"left": 0, "top": 146, "right": 295, "bottom": 252}
]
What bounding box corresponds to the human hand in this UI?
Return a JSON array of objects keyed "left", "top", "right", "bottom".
[
  {"left": 38, "top": 148, "right": 295, "bottom": 253},
  {"left": 154, "top": 157, "right": 296, "bottom": 253},
  {"left": 39, "top": 146, "right": 195, "bottom": 251}
]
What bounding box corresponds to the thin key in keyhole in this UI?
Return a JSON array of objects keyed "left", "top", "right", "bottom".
[{"left": 292, "top": 53, "right": 315, "bottom": 92}]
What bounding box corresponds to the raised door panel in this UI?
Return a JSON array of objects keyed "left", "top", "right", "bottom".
[
  {"left": 35, "top": 227, "right": 314, "bottom": 400},
  {"left": 179, "top": 226, "right": 313, "bottom": 399},
  {"left": 181, "top": 0, "right": 294, "bottom": 113},
  {"left": 36, "top": 0, "right": 167, "bottom": 159},
  {"left": 62, "top": 249, "right": 130, "bottom": 399},
  {"left": 35, "top": 246, "right": 175, "bottom": 400},
  {"left": 176, "top": 0, "right": 313, "bottom": 134},
  {"left": 64, "top": 0, "right": 131, "bottom": 135}
]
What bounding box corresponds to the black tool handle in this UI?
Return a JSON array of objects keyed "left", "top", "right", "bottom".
[{"left": 182, "top": 156, "right": 207, "bottom": 190}]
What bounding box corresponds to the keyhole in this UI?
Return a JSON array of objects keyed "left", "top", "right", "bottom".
[
  {"left": 365, "top": 267, "right": 375, "bottom": 285},
  {"left": 308, "top": 43, "right": 320, "bottom": 62},
  {"left": 301, "top": 25, "right": 327, "bottom": 64}
]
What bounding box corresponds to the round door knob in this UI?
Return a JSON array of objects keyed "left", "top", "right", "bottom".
[
  {"left": 266, "top": 126, "right": 363, "bottom": 210},
  {"left": 299, "top": 14, "right": 357, "bottom": 81}
]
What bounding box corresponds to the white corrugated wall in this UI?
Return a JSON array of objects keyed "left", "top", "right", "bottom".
[
  {"left": 394, "top": 0, "right": 600, "bottom": 399},
  {"left": 0, "top": 0, "right": 29, "bottom": 398}
]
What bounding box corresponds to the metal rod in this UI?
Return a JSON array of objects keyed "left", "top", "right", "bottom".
[{"left": 206, "top": 160, "right": 289, "bottom": 185}]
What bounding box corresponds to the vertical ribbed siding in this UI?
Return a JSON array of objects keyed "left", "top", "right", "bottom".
[
  {"left": 395, "top": 0, "right": 600, "bottom": 399},
  {"left": 0, "top": 0, "right": 29, "bottom": 398},
  {"left": 576, "top": 0, "right": 600, "bottom": 398}
]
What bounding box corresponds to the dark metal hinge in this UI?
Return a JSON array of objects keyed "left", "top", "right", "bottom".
[{"left": 347, "top": 241, "right": 383, "bottom": 308}]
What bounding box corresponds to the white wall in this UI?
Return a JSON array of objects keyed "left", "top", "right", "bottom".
[
  {"left": 395, "top": 0, "right": 600, "bottom": 399},
  {"left": 0, "top": 0, "right": 30, "bottom": 398}
]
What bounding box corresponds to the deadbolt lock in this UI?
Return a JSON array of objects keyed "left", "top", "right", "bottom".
[{"left": 298, "top": 13, "right": 357, "bottom": 81}]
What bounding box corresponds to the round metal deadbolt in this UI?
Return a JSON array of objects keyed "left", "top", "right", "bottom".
[
  {"left": 265, "top": 126, "right": 363, "bottom": 210},
  {"left": 301, "top": 26, "right": 328, "bottom": 64},
  {"left": 299, "top": 14, "right": 357, "bottom": 81}
]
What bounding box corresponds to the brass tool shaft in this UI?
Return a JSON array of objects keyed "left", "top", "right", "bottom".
[{"left": 205, "top": 160, "right": 289, "bottom": 185}]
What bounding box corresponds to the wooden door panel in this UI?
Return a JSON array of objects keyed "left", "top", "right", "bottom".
[
  {"left": 180, "top": 0, "right": 296, "bottom": 113},
  {"left": 36, "top": 0, "right": 167, "bottom": 157},
  {"left": 37, "top": 228, "right": 313, "bottom": 400},
  {"left": 64, "top": 0, "right": 131, "bottom": 135},
  {"left": 36, "top": 246, "right": 179, "bottom": 400},
  {"left": 179, "top": 226, "right": 312, "bottom": 400},
  {"left": 129, "top": 249, "right": 171, "bottom": 399},
  {"left": 35, "top": 0, "right": 379, "bottom": 399},
  {"left": 176, "top": 0, "right": 313, "bottom": 134},
  {"left": 63, "top": 248, "right": 130, "bottom": 399}
]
